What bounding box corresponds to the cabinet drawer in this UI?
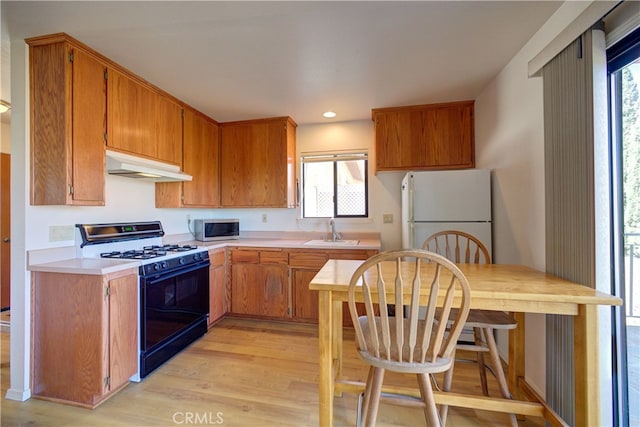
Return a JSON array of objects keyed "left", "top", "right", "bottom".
[
  {"left": 231, "top": 250, "right": 259, "bottom": 263},
  {"left": 328, "top": 250, "right": 377, "bottom": 261},
  {"left": 209, "top": 249, "right": 226, "bottom": 266},
  {"left": 289, "top": 251, "right": 329, "bottom": 269},
  {"left": 260, "top": 251, "right": 289, "bottom": 265}
]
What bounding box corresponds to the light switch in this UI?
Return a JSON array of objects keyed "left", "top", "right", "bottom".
[{"left": 383, "top": 214, "right": 393, "bottom": 224}]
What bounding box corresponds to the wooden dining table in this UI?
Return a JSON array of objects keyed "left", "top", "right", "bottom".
[{"left": 309, "top": 259, "right": 622, "bottom": 427}]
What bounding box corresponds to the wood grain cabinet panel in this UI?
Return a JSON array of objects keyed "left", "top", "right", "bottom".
[
  {"left": 291, "top": 249, "right": 378, "bottom": 324},
  {"left": 230, "top": 248, "right": 290, "bottom": 319},
  {"left": 31, "top": 269, "right": 138, "bottom": 408},
  {"left": 209, "top": 248, "right": 227, "bottom": 325},
  {"left": 27, "top": 36, "right": 106, "bottom": 206},
  {"left": 220, "top": 117, "right": 297, "bottom": 208},
  {"left": 372, "top": 101, "right": 475, "bottom": 173},
  {"left": 107, "top": 68, "right": 182, "bottom": 166},
  {"left": 156, "top": 107, "right": 220, "bottom": 208}
]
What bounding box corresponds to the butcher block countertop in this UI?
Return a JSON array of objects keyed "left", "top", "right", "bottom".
[{"left": 27, "top": 231, "right": 382, "bottom": 275}]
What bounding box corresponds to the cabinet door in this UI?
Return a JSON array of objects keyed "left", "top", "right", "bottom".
[
  {"left": 154, "top": 92, "right": 183, "bottom": 165},
  {"left": 231, "top": 263, "right": 261, "bottom": 315},
  {"left": 209, "top": 249, "right": 227, "bottom": 324},
  {"left": 259, "top": 264, "right": 289, "bottom": 318},
  {"left": 29, "top": 41, "right": 106, "bottom": 206},
  {"left": 375, "top": 110, "right": 424, "bottom": 171},
  {"left": 230, "top": 249, "right": 290, "bottom": 319},
  {"left": 422, "top": 104, "right": 474, "bottom": 168},
  {"left": 373, "top": 101, "right": 474, "bottom": 173},
  {"left": 182, "top": 108, "right": 220, "bottom": 207},
  {"left": 32, "top": 272, "right": 107, "bottom": 405},
  {"left": 107, "top": 69, "right": 182, "bottom": 165},
  {"left": 108, "top": 273, "right": 138, "bottom": 392},
  {"left": 71, "top": 48, "right": 106, "bottom": 204},
  {"left": 107, "top": 68, "right": 153, "bottom": 158},
  {"left": 209, "top": 264, "right": 226, "bottom": 323},
  {"left": 292, "top": 268, "right": 320, "bottom": 322},
  {"left": 220, "top": 118, "right": 295, "bottom": 207}
]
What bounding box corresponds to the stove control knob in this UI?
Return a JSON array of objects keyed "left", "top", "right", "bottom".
[
  {"left": 179, "top": 258, "right": 186, "bottom": 265},
  {"left": 153, "top": 263, "right": 161, "bottom": 271},
  {"left": 162, "top": 261, "right": 168, "bottom": 269},
  {"left": 194, "top": 253, "right": 201, "bottom": 261}
]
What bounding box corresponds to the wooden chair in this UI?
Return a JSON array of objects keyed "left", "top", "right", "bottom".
[
  {"left": 348, "top": 249, "right": 471, "bottom": 426},
  {"left": 422, "top": 230, "right": 518, "bottom": 426}
]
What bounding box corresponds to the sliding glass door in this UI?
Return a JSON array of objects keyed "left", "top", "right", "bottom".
[{"left": 608, "top": 27, "right": 640, "bottom": 427}]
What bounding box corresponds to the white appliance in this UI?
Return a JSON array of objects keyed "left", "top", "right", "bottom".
[{"left": 401, "top": 170, "right": 492, "bottom": 256}]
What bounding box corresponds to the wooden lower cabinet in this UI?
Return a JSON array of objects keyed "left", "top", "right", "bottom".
[
  {"left": 290, "top": 249, "right": 378, "bottom": 325},
  {"left": 224, "top": 246, "right": 379, "bottom": 324},
  {"left": 292, "top": 268, "right": 322, "bottom": 322},
  {"left": 230, "top": 248, "right": 289, "bottom": 319},
  {"left": 31, "top": 268, "right": 138, "bottom": 408},
  {"left": 208, "top": 248, "right": 227, "bottom": 325}
]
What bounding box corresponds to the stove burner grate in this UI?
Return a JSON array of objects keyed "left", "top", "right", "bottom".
[{"left": 100, "top": 244, "right": 199, "bottom": 260}]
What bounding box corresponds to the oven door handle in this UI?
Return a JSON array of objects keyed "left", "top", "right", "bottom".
[{"left": 144, "top": 260, "right": 210, "bottom": 285}]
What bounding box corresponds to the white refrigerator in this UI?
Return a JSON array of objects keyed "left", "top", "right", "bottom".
[{"left": 401, "top": 169, "right": 492, "bottom": 256}]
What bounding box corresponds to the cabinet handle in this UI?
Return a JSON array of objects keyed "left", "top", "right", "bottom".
[{"left": 2, "top": 237, "right": 9, "bottom": 243}]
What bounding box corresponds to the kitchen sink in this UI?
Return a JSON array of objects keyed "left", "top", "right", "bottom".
[{"left": 304, "top": 239, "right": 360, "bottom": 246}]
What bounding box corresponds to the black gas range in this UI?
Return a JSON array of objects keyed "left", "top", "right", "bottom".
[{"left": 76, "top": 221, "right": 210, "bottom": 380}]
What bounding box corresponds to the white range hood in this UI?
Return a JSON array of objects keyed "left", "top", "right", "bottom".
[{"left": 106, "top": 150, "right": 192, "bottom": 182}]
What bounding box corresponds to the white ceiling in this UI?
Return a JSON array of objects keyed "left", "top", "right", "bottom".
[{"left": 1, "top": 1, "right": 562, "bottom": 125}]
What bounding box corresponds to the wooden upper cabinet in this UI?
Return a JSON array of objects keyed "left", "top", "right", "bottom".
[
  {"left": 156, "top": 107, "right": 220, "bottom": 208},
  {"left": 219, "top": 117, "right": 297, "bottom": 208},
  {"left": 27, "top": 36, "right": 106, "bottom": 205},
  {"left": 372, "top": 101, "right": 475, "bottom": 173},
  {"left": 106, "top": 68, "right": 182, "bottom": 166}
]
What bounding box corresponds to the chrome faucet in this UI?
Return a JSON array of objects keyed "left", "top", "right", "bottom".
[{"left": 329, "top": 218, "right": 341, "bottom": 242}]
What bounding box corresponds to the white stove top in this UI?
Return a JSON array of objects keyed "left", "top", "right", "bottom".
[{"left": 75, "top": 224, "right": 206, "bottom": 265}]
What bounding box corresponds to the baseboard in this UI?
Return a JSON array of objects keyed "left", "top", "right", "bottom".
[{"left": 5, "top": 388, "right": 32, "bottom": 402}]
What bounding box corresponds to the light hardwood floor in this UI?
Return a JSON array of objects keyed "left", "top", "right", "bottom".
[{"left": 1, "top": 317, "right": 545, "bottom": 426}]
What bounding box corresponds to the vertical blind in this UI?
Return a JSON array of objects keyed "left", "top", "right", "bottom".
[{"left": 542, "top": 26, "right": 601, "bottom": 426}]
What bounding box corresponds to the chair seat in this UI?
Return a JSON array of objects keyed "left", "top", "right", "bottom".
[
  {"left": 358, "top": 316, "right": 455, "bottom": 374},
  {"left": 465, "top": 309, "right": 517, "bottom": 330},
  {"left": 442, "top": 308, "right": 517, "bottom": 330}
]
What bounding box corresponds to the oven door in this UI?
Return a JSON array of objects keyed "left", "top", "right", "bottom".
[{"left": 140, "top": 260, "right": 210, "bottom": 353}]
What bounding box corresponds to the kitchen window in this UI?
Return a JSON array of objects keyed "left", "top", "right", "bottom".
[{"left": 300, "top": 151, "right": 368, "bottom": 218}]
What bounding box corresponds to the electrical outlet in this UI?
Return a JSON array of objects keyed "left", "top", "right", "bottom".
[
  {"left": 383, "top": 213, "right": 393, "bottom": 224},
  {"left": 262, "top": 213, "right": 268, "bottom": 223},
  {"left": 49, "top": 225, "right": 75, "bottom": 242}
]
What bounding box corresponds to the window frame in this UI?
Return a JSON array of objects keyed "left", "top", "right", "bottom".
[{"left": 300, "top": 151, "right": 369, "bottom": 219}]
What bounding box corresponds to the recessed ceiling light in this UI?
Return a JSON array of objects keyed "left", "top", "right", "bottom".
[{"left": 323, "top": 111, "right": 337, "bottom": 119}]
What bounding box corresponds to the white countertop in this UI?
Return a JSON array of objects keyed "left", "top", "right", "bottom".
[
  {"left": 27, "top": 231, "right": 382, "bottom": 275},
  {"left": 28, "top": 257, "right": 140, "bottom": 275},
  {"left": 184, "top": 237, "right": 381, "bottom": 251}
]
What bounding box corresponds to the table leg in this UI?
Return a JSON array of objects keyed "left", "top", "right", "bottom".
[
  {"left": 574, "top": 304, "right": 599, "bottom": 426},
  {"left": 333, "top": 300, "right": 343, "bottom": 394},
  {"left": 318, "top": 290, "right": 333, "bottom": 427},
  {"left": 509, "top": 312, "right": 525, "bottom": 399}
]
